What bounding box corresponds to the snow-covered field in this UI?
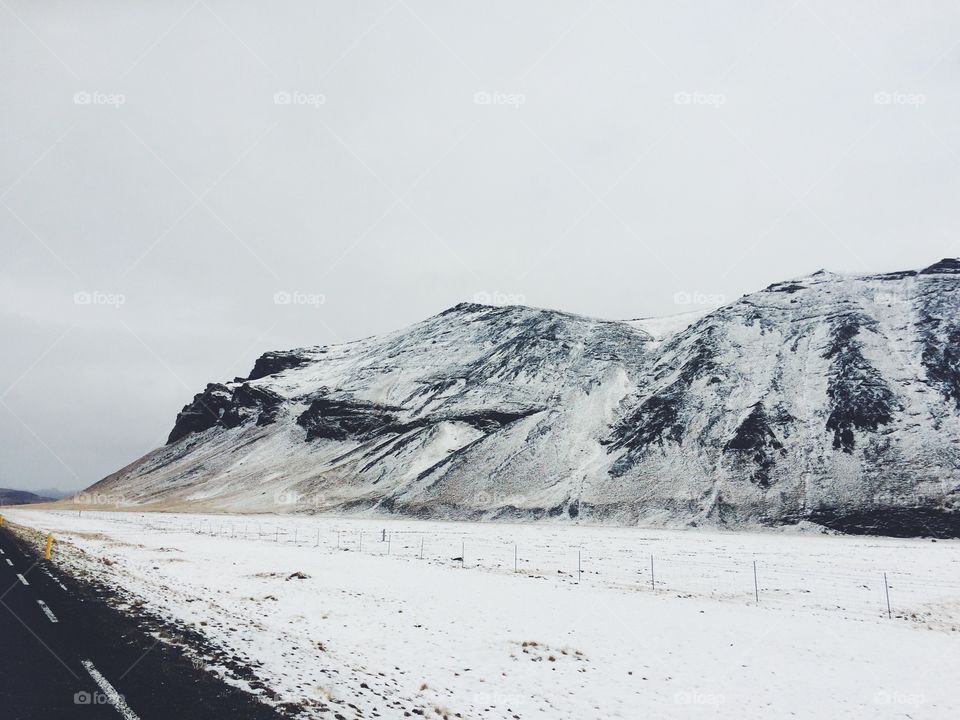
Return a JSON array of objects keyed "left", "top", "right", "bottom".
[{"left": 6, "top": 508, "right": 960, "bottom": 719}]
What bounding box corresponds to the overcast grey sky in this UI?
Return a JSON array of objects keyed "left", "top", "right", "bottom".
[{"left": 2, "top": 1, "right": 960, "bottom": 492}]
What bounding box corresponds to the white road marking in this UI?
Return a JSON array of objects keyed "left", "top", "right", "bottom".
[
  {"left": 81, "top": 660, "right": 141, "bottom": 720},
  {"left": 4, "top": 558, "right": 11, "bottom": 566},
  {"left": 37, "top": 599, "right": 58, "bottom": 623},
  {"left": 16, "top": 573, "right": 28, "bottom": 586},
  {"left": 41, "top": 567, "right": 68, "bottom": 592}
]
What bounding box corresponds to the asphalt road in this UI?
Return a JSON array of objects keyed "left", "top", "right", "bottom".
[{"left": 0, "top": 526, "right": 285, "bottom": 720}]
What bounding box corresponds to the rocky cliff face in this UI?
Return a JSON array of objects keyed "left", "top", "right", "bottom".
[{"left": 88, "top": 261, "right": 960, "bottom": 537}]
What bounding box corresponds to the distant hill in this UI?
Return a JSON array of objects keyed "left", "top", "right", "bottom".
[
  {"left": 0, "top": 489, "right": 55, "bottom": 506},
  {"left": 34, "top": 487, "right": 74, "bottom": 500}
]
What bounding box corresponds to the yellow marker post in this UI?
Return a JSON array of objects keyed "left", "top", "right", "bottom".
[
  {"left": 44, "top": 534, "right": 53, "bottom": 561},
  {"left": 0, "top": 515, "right": 4, "bottom": 527}
]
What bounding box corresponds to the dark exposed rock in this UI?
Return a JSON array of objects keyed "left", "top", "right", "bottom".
[
  {"left": 919, "top": 315, "right": 960, "bottom": 409},
  {"left": 247, "top": 351, "right": 309, "bottom": 381},
  {"left": 920, "top": 258, "right": 960, "bottom": 275},
  {"left": 386, "top": 408, "right": 541, "bottom": 435},
  {"left": 167, "top": 384, "right": 234, "bottom": 444},
  {"left": 807, "top": 506, "right": 960, "bottom": 538},
  {"left": 296, "top": 397, "right": 400, "bottom": 441},
  {"left": 764, "top": 282, "right": 806, "bottom": 294},
  {"left": 167, "top": 383, "right": 284, "bottom": 444},
  {"left": 440, "top": 301, "right": 492, "bottom": 315},
  {"left": 822, "top": 315, "right": 898, "bottom": 452},
  {"left": 868, "top": 270, "right": 918, "bottom": 281},
  {"left": 723, "top": 402, "right": 789, "bottom": 487},
  {"left": 608, "top": 328, "right": 717, "bottom": 475},
  {"left": 609, "top": 394, "right": 684, "bottom": 475},
  {"left": 221, "top": 385, "right": 284, "bottom": 429}
]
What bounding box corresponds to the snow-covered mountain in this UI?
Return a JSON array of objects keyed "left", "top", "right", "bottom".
[{"left": 88, "top": 261, "right": 960, "bottom": 536}]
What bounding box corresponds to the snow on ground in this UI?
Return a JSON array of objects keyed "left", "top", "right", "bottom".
[
  {"left": 624, "top": 309, "right": 713, "bottom": 341},
  {"left": 6, "top": 508, "right": 960, "bottom": 719}
]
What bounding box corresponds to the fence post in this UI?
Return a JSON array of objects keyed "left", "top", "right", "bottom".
[
  {"left": 420, "top": 536, "right": 424, "bottom": 560},
  {"left": 650, "top": 554, "right": 655, "bottom": 591},
  {"left": 884, "top": 572, "right": 892, "bottom": 619},
  {"left": 753, "top": 560, "right": 759, "bottom": 603}
]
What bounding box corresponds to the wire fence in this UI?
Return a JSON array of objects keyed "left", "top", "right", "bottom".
[{"left": 19, "top": 509, "right": 960, "bottom": 627}]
